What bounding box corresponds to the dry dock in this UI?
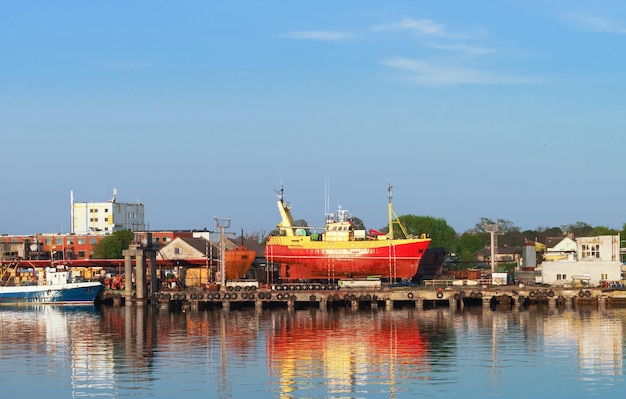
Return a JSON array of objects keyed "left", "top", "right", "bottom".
[{"left": 99, "top": 285, "right": 626, "bottom": 311}]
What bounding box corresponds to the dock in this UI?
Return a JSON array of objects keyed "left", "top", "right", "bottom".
[{"left": 98, "top": 285, "right": 626, "bottom": 311}]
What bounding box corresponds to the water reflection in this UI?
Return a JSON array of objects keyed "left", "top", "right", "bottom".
[
  {"left": 0, "top": 306, "right": 115, "bottom": 397},
  {"left": 265, "top": 309, "right": 447, "bottom": 397},
  {"left": 0, "top": 305, "right": 624, "bottom": 398}
]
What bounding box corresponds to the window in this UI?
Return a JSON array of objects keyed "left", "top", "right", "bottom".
[
  {"left": 89, "top": 237, "right": 96, "bottom": 245},
  {"left": 55, "top": 238, "right": 62, "bottom": 245},
  {"left": 556, "top": 274, "right": 562, "bottom": 280},
  {"left": 67, "top": 238, "right": 74, "bottom": 245},
  {"left": 601, "top": 273, "right": 608, "bottom": 280},
  {"left": 78, "top": 238, "right": 85, "bottom": 245},
  {"left": 104, "top": 208, "right": 109, "bottom": 213},
  {"left": 174, "top": 247, "right": 182, "bottom": 255},
  {"left": 104, "top": 217, "right": 109, "bottom": 222},
  {"left": 45, "top": 238, "right": 51, "bottom": 245},
  {"left": 581, "top": 244, "right": 600, "bottom": 259},
  {"left": 78, "top": 251, "right": 86, "bottom": 258}
]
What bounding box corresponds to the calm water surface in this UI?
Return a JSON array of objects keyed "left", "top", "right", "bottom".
[{"left": 0, "top": 302, "right": 624, "bottom": 398}]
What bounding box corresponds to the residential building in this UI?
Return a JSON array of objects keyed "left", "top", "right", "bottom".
[{"left": 540, "top": 234, "right": 622, "bottom": 286}]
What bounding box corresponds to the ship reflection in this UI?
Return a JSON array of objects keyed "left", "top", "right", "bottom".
[
  {"left": 0, "top": 306, "right": 114, "bottom": 396},
  {"left": 266, "top": 309, "right": 433, "bottom": 397}
]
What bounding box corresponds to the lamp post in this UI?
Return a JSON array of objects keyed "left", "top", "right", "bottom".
[
  {"left": 214, "top": 217, "right": 231, "bottom": 291},
  {"left": 485, "top": 224, "right": 499, "bottom": 274}
]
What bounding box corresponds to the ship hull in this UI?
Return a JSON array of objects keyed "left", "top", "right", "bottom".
[
  {"left": 265, "top": 237, "right": 431, "bottom": 280},
  {"left": 0, "top": 282, "right": 103, "bottom": 305}
]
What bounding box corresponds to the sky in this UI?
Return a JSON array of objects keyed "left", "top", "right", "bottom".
[{"left": 2, "top": 1, "right": 626, "bottom": 237}]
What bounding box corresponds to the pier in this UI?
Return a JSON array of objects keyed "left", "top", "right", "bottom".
[{"left": 98, "top": 285, "right": 626, "bottom": 311}]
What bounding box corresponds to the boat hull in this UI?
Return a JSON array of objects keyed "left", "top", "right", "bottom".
[
  {"left": 0, "top": 282, "right": 103, "bottom": 305},
  {"left": 265, "top": 236, "right": 431, "bottom": 280}
]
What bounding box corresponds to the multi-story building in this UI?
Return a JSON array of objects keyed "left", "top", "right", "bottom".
[{"left": 71, "top": 189, "right": 145, "bottom": 234}]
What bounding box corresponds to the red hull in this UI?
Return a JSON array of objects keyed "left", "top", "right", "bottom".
[{"left": 265, "top": 239, "right": 430, "bottom": 280}]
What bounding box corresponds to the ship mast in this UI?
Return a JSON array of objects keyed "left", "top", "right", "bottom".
[
  {"left": 388, "top": 183, "right": 394, "bottom": 240},
  {"left": 387, "top": 182, "right": 410, "bottom": 240},
  {"left": 276, "top": 186, "right": 296, "bottom": 237}
]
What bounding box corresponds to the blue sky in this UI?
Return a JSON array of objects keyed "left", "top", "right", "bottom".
[{"left": 2, "top": 1, "right": 625, "bottom": 237}]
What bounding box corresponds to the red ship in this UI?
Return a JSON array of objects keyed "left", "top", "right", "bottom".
[{"left": 265, "top": 184, "right": 431, "bottom": 281}]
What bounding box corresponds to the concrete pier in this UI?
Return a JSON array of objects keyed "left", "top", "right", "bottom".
[{"left": 100, "top": 285, "right": 623, "bottom": 313}]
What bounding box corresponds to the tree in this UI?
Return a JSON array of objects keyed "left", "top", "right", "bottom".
[
  {"left": 561, "top": 222, "right": 593, "bottom": 238},
  {"left": 395, "top": 215, "right": 457, "bottom": 251},
  {"left": 349, "top": 216, "right": 366, "bottom": 231},
  {"left": 589, "top": 225, "right": 618, "bottom": 236},
  {"left": 470, "top": 217, "right": 524, "bottom": 247},
  {"left": 92, "top": 230, "right": 134, "bottom": 259},
  {"left": 523, "top": 226, "right": 564, "bottom": 244},
  {"left": 456, "top": 232, "right": 489, "bottom": 263}
]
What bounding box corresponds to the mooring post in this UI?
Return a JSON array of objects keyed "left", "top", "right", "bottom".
[
  {"left": 123, "top": 252, "right": 133, "bottom": 302},
  {"left": 136, "top": 251, "right": 146, "bottom": 302}
]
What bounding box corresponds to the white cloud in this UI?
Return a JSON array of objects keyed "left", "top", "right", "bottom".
[
  {"left": 428, "top": 43, "right": 496, "bottom": 56},
  {"left": 565, "top": 15, "right": 626, "bottom": 34},
  {"left": 283, "top": 30, "right": 355, "bottom": 41},
  {"left": 381, "top": 57, "right": 539, "bottom": 86},
  {"left": 372, "top": 17, "right": 469, "bottom": 39}
]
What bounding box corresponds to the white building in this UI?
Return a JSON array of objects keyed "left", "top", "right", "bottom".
[
  {"left": 71, "top": 189, "right": 145, "bottom": 235},
  {"left": 541, "top": 234, "right": 622, "bottom": 286}
]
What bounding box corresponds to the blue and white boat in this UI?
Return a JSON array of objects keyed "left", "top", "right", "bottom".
[{"left": 0, "top": 266, "right": 102, "bottom": 305}]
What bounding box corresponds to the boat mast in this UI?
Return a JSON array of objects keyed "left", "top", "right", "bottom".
[
  {"left": 276, "top": 186, "right": 296, "bottom": 237},
  {"left": 387, "top": 182, "right": 411, "bottom": 240},
  {"left": 388, "top": 182, "right": 394, "bottom": 240}
]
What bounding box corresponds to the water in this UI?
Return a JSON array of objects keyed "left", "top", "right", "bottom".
[{"left": 0, "top": 303, "right": 624, "bottom": 398}]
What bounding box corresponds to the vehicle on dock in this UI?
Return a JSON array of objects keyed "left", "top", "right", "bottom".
[{"left": 265, "top": 184, "right": 431, "bottom": 282}]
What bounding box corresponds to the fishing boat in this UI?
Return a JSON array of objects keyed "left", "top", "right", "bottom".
[
  {"left": 0, "top": 260, "right": 102, "bottom": 305},
  {"left": 265, "top": 184, "right": 431, "bottom": 281}
]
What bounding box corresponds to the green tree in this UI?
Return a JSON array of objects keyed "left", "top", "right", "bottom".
[
  {"left": 456, "top": 232, "right": 489, "bottom": 263},
  {"left": 395, "top": 215, "right": 457, "bottom": 251},
  {"left": 589, "top": 225, "right": 619, "bottom": 236},
  {"left": 92, "top": 230, "right": 134, "bottom": 259}
]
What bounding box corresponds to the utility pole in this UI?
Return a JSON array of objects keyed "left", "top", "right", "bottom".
[{"left": 214, "top": 217, "right": 231, "bottom": 291}]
